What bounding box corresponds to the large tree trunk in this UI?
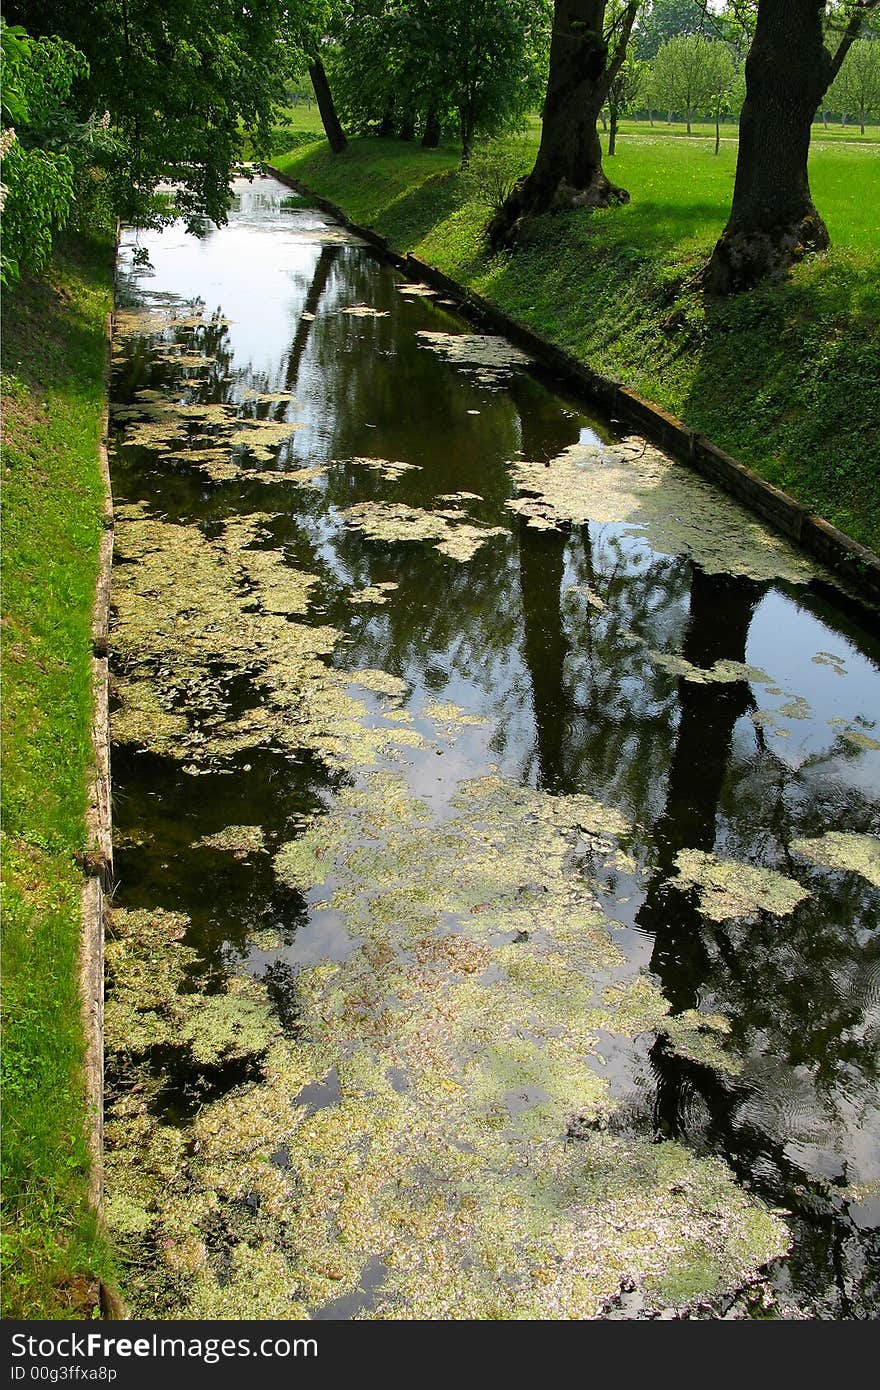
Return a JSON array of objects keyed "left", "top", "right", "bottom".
[
  {"left": 308, "top": 58, "right": 347, "bottom": 155},
  {"left": 706, "top": 1, "right": 838, "bottom": 295},
  {"left": 398, "top": 109, "right": 416, "bottom": 142},
  {"left": 487, "top": 1, "right": 637, "bottom": 250},
  {"left": 421, "top": 102, "right": 441, "bottom": 148}
]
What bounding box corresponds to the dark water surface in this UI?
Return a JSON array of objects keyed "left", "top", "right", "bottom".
[{"left": 107, "top": 176, "right": 880, "bottom": 1319}]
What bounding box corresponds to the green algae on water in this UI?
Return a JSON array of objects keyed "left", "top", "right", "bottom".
[
  {"left": 791, "top": 831, "right": 880, "bottom": 888},
  {"left": 108, "top": 765, "right": 789, "bottom": 1320},
  {"left": 341, "top": 501, "right": 504, "bottom": 562},
  {"left": 650, "top": 652, "right": 771, "bottom": 686},
  {"left": 673, "top": 849, "right": 810, "bottom": 921},
  {"left": 111, "top": 505, "right": 427, "bottom": 770},
  {"left": 415, "top": 332, "right": 532, "bottom": 384},
  {"left": 340, "top": 456, "right": 421, "bottom": 482},
  {"left": 195, "top": 825, "right": 266, "bottom": 858},
  {"left": 349, "top": 581, "right": 399, "bottom": 606},
  {"left": 507, "top": 440, "right": 819, "bottom": 584},
  {"left": 841, "top": 729, "right": 880, "bottom": 751}
]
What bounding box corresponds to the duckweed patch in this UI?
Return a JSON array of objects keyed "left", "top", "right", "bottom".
[
  {"left": 650, "top": 653, "right": 772, "bottom": 686},
  {"left": 105, "top": 909, "right": 277, "bottom": 1066},
  {"left": 415, "top": 331, "right": 532, "bottom": 386},
  {"left": 107, "top": 772, "right": 788, "bottom": 1319},
  {"left": 841, "top": 729, "right": 880, "bottom": 751},
  {"left": 195, "top": 825, "right": 267, "bottom": 858},
  {"left": 341, "top": 456, "right": 421, "bottom": 482},
  {"left": 340, "top": 305, "right": 389, "bottom": 318},
  {"left": 673, "top": 850, "right": 810, "bottom": 921},
  {"left": 341, "top": 501, "right": 504, "bottom": 562},
  {"left": 111, "top": 506, "right": 427, "bottom": 771},
  {"left": 791, "top": 832, "right": 880, "bottom": 889},
  {"left": 349, "top": 581, "right": 399, "bottom": 606},
  {"left": 422, "top": 700, "right": 486, "bottom": 733},
  {"left": 507, "top": 440, "right": 819, "bottom": 585}
]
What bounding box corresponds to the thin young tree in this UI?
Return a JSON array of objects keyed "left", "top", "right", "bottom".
[
  {"left": 607, "top": 53, "right": 647, "bottom": 154},
  {"left": 706, "top": 43, "right": 738, "bottom": 151}
]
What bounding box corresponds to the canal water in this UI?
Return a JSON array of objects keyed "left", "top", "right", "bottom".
[{"left": 106, "top": 174, "right": 880, "bottom": 1319}]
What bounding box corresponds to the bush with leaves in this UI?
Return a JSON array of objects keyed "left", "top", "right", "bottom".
[
  {"left": 0, "top": 20, "right": 90, "bottom": 283},
  {"left": 460, "top": 133, "right": 534, "bottom": 215}
]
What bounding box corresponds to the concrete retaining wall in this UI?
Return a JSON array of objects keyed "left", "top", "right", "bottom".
[{"left": 81, "top": 282, "right": 126, "bottom": 1318}]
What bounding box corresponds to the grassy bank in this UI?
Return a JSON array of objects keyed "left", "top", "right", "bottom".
[
  {"left": 273, "top": 131, "right": 880, "bottom": 553},
  {"left": 1, "top": 234, "right": 115, "bottom": 1317}
]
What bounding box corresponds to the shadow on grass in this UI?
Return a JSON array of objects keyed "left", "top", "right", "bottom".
[
  {"left": 681, "top": 253, "right": 880, "bottom": 550},
  {"left": 1, "top": 233, "right": 113, "bottom": 399},
  {"left": 377, "top": 167, "right": 466, "bottom": 249}
]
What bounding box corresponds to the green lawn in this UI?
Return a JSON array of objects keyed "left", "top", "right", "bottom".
[
  {"left": 1, "top": 234, "right": 116, "bottom": 1317},
  {"left": 273, "top": 124, "right": 880, "bottom": 552},
  {"left": 591, "top": 115, "right": 880, "bottom": 145}
]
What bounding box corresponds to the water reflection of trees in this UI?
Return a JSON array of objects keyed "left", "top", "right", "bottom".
[
  {"left": 112, "top": 220, "right": 880, "bottom": 1311},
  {"left": 619, "top": 567, "right": 880, "bottom": 1317}
]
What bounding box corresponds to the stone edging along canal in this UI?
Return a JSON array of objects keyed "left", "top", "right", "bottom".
[
  {"left": 81, "top": 278, "right": 126, "bottom": 1319},
  {"left": 265, "top": 162, "right": 880, "bottom": 609}
]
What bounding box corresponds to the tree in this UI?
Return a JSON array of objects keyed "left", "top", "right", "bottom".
[
  {"left": 0, "top": 19, "right": 87, "bottom": 282},
  {"left": 309, "top": 54, "right": 348, "bottom": 153},
  {"left": 606, "top": 53, "right": 647, "bottom": 153},
  {"left": 488, "top": 1, "right": 639, "bottom": 249},
  {"left": 633, "top": 0, "right": 707, "bottom": 58},
  {"left": 707, "top": 0, "right": 879, "bottom": 295},
  {"left": 651, "top": 33, "right": 736, "bottom": 136},
  {"left": 5, "top": 0, "right": 311, "bottom": 227},
  {"left": 826, "top": 34, "right": 880, "bottom": 129},
  {"left": 328, "top": 1, "right": 548, "bottom": 161}
]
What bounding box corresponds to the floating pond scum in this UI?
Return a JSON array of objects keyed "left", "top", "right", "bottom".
[{"left": 105, "top": 175, "right": 880, "bottom": 1320}]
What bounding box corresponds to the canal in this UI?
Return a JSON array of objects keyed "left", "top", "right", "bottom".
[{"left": 105, "top": 174, "right": 880, "bottom": 1319}]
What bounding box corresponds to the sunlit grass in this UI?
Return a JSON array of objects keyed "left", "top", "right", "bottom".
[{"left": 1, "top": 234, "right": 117, "bottom": 1317}]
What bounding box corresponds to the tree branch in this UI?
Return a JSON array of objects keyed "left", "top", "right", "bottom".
[
  {"left": 829, "top": 0, "right": 880, "bottom": 83},
  {"left": 605, "top": 2, "right": 639, "bottom": 86}
]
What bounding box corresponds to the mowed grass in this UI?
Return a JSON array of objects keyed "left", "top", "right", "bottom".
[
  {"left": 1, "top": 234, "right": 116, "bottom": 1317},
  {"left": 554, "top": 115, "right": 880, "bottom": 145},
  {"left": 274, "top": 125, "right": 880, "bottom": 551}
]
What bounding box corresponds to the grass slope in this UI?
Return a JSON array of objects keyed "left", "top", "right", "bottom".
[
  {"left": 1, "top": 234, "right": 115, "bottom": 1317},
  {"left": 274, "top": 131, "right": 880, "bottom": 553}
]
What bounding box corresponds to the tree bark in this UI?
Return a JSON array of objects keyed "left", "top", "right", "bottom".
[
  {"left": 378, "top": 98, "right": 396, "bottom": 139},
  {"left": 398, "top": 109, "right": 416, "bottom": 142},
  {"left": 421, "top": 102, "right": 441, "bottom": 148},
  {"left": 487, "top": 1, "right": 637, "bottom": 249},
  {"left": 308, "top": 58, "right": 347, "bottom": 155},
  {"left": 459, "top": 106, "right": 475, "bottom": 164},
  {"left": 706, "top": 0, "right": 850, "bottom": 294},
  {"left": 609, "top": 105, "right": 618, "bottom": 156}
]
